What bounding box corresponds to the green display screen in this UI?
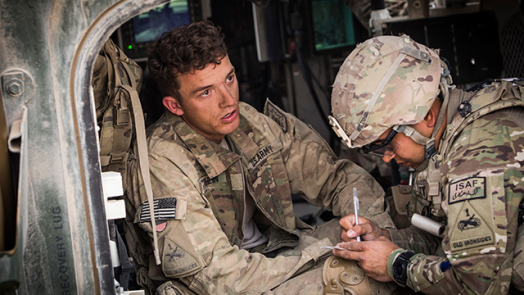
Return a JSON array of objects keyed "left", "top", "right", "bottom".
[{"left": 311, "top": 0, "right": 356, "bottom": 52}]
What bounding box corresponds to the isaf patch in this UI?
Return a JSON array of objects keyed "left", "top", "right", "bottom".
[
  {"left": 140, "top": 198, "right": 177, "bottom": 222},
  {"left": 448, "top": 177, "right": 485, "bottom": 204}
]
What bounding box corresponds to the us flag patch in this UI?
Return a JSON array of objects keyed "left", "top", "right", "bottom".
[{"left": 140, "top": 198, "right": 177, "bottom": 222}]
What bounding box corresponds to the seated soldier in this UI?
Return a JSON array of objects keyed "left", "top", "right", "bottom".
[{"left": 125, "top": 20, "right": 396, "bottom": 295}]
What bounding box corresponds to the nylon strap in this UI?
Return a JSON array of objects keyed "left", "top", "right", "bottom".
[
  {"left": 430, "top": 73, "right": 451, "bottom": 144},
  {"left": 122, "top": 83, "right": 161, "bottom": 265},
  {"left": 100, "top": 155, "right": 111, "bottom": 166},
  {"left": 401, "top": 46, "right": 432, "bottom": 63},
  {"left": 98, "top": 44, "right": 116, "bottom": 163},
  {"left": 96, "top": 54, "right": 113, "bottom": 117},
  {"left": 104, "top": 42, "right": 116, "bottom": 99},
  {"left": 395, "top": 125, "right": 430, "bottom": 146},
  {"left": 120, "top": 55, "right": 137, "bottom": 89},
  {"left": 111, "top": 102, "right": 127, "bottom": 162}
]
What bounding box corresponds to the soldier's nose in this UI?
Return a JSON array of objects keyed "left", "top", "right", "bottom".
[{"left": 382, "top": 154, "right": 395, "bottom": 163}]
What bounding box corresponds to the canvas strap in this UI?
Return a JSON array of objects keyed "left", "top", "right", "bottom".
[{"left": 121, "top": 75, "right": 161, "bottom": 265}]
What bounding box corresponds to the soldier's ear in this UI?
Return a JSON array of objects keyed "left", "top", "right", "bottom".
[
  {"left": 423, "top": 108, "right": 437, "bottom": 128},
  {"left": 423, "top": 100, "right": 442, "bottom": 128},
  {"left": 163, "top": 96, "right": 184, "bottom": 116}
]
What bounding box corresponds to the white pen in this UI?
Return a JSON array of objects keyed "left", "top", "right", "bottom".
[
  {"left": 353, "top": 187, "right": 361, "bottom": 242},
  {"left": 320, "top": 246, "right": 346, "bottom": 251}
]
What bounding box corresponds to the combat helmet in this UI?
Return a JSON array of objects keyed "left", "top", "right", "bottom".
[{"left": 329, "top": 35, "right": 452, "bottom": 159}]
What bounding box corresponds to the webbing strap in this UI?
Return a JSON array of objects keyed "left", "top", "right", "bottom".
[
  {"left": 120, "top": 57, "right": 137, "bottom": 89},
  {"left": 104, "top": 41, "right": 116, "bottom": 99},
  {"left": 428, "top": 73, "right": 452, "bottom": 145},
  {"left": 107, "top": 41, "right": 121, "bottom": 89},
  {"left": 100, "top": 155, "right": 111, "bottom": 166},
  {"left": 96, "top": 55, "right": 113, "bottom": 116},
  {"left": 122, "top": 84, "right": 161, "bottom": 265},
  {"left": 112, "top": 112, "right": 127, "bottom": 150},
  {"left": 395, "top": 125, "right": 430, "bottom": 146}
]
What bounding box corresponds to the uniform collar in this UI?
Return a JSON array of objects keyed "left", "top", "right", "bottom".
[
  {"left": 228, "top": 114, "right": 259, "bottom": 162},
  {"left": 167, "top": 112, "right": 259, "bottom": 178}
]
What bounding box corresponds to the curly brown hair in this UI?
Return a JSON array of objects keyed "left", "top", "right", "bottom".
[{"left": 147, "top": 20, "right": 228, "bottom": 99}]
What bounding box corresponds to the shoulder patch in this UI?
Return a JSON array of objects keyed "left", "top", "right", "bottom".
[
  {"left": 448, "top": 177, "right": 485, "bottom": 204},
  {"left": 162, "top": 237, "right": 202, "bottom": 277},
  {"left": 449, "top": 201, "right": 494, "bottom": 252},
  {"left": 264, "top": 100, "right": 288, "bottom": 132},
  {"left": 140, "top": 198, "right": 177, "bottom": 222}
]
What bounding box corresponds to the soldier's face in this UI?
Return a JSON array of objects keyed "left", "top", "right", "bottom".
[
  {"left": 171, "top": 56, "right": 240, "bottom": 144},
  {"left": 376, "top": 126, "right": 427, "bottom": 169},
  {"left": 373, "top": 102, "right": 441, "bottom": 169}
]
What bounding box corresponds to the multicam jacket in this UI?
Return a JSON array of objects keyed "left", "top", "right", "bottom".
[
  {"left": 127, "top": 101, "right": 390, "bottom": 294},
  {"left": 387, "top": 81, "right": 524, "bottom": 294}
]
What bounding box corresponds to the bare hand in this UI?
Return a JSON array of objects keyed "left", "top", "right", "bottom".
[
  {"left": 333, "top": 237, "right": 400, "bottom": 282},
  {"left": 339, "top": 214, "right": 390, "bottom": 242}
]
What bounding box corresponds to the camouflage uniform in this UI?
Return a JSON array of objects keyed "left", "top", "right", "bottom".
[
  {"left": 386, "top": 81, "right": 524, "bottom": 294},
  {"left": 329, "top": 34, "right": 524, "bottom": 294},
  {"left": 126, "top": 100, "right": 392, "bottom": 294}
]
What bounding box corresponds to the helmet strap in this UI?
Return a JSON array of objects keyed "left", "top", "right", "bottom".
[
  {"left": 394, "top": 125, "right": 431, "bottom": 146},
  {"left": 328, "top": 115, "right": 353, "bottom": 148},
  {"left": 424, "top": 66, "right": 453, "bottom": 160}
]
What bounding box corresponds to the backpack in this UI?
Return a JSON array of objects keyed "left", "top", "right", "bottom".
[
  {"left": 92, "top": 38, "right": 161, "bottom": 293},
  {"left": 93, "top": 38, "right": 143, "bottom": 182}
]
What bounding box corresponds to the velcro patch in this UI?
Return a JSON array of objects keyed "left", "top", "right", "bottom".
[
  {"left": 198, "top": 176, "right": 218, "bottom": 187},
  {"left": 265, "top": 101, "right": 288, "bottom": 132},
  {"left": 248, "top": 144, "right": 274, "bottom": 169},
  {"left": 448, "top": 177, "right": 485, "bottom": 204},
  {"left": 162, "top": 237, "right": 201, "bottom": 277},
  {"left": 199, "top": 174, "right": 226, "bottom": 192},
  {"left": 230, "top": 173, "right": 243, "bottom": 191},
  {"left": 140, "top": 198, "right": 177, "bottom": 222},
  {"left": 449, "top": 201, "right": 494, "bottom": 252}
]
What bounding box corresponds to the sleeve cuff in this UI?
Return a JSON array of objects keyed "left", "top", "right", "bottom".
[{"left": 386, "top": 228, "right": 404, "bottom": 245}]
